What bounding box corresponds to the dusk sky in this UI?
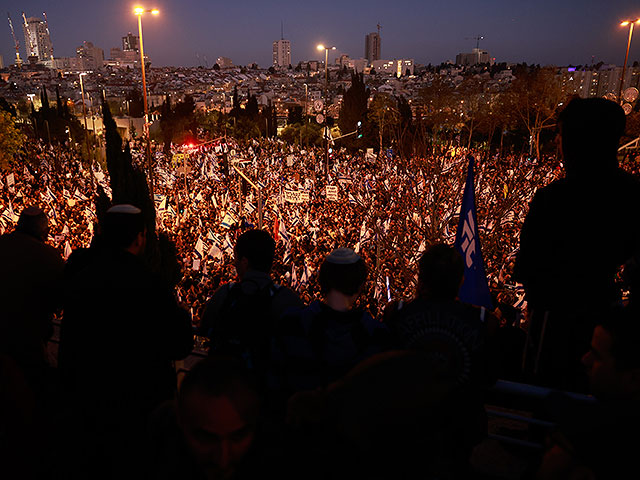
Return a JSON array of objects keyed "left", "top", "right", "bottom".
[{"left": 4, "top": 0, "right": 640, "bottom": 69}]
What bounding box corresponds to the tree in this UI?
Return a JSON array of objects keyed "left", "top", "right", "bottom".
[
  {"left": 287, "top": 105, "right": 303, "bottom": 125},
  {"left": 213, "top": 63, "right": 220, "bottom": 71},
  {"left": 245, "top": 95, "right": 259, "bottom": 119},
  {"left": 505, "top": 67, "right": 565, "bottom": 159},
  {"left": 418, "top": 76, "right": 457, "bottom": 148},
  {"left": 0, "top": 110, "right": 25, "bottom": 168},
  {"left": 369, "top": 93, "right": 400, "bottom": 152},
  {"left": 338, "top": 72, "right": 370, "bottom": 149},
  {"left": 126, "top": 89, "right": 145, "bottom": 118},
  {"left": 0, "top": 97, "right": 16, "bottom": 117}
]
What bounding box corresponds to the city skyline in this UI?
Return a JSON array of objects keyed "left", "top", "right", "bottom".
[{"left": 3, "top": 0, "right": 640, "bottom": 69}]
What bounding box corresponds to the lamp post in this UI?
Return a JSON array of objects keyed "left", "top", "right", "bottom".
[
  {"left": 134, "top": 6, "right": 159, "bottom": 197},
  {"left": 79, "top": 73, "right": 94, "bottom": 190},
  {"left": 619, "top": 19, "right": 640, "bottom": 103},
  {"left": 317, "top": 44, "right": 336, "bottom": 175}
]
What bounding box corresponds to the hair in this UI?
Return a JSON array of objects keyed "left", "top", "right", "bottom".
[
  {"left": 558, "top": 98, "right": 625, "bottom": 175},
  {"left": 598, "top": 306, "right": 640, "bottom": 372},
  {"left": 318, "top": 257, "right": 368, "bottom": 296},
  {"left": 178, "top": 355, "right": 260, "bottom": 423},
  {"left": 16, "top": 206, "right": 48, "bottom": 241},
  {"left": 234, "top": 229, "right": 275, "bottom": 273},
  {"left": 418, "top": 244, "right": 464, "bottom": 301},
  {"left": 101, "top": 210, "right": 145, "bottom": 249}
]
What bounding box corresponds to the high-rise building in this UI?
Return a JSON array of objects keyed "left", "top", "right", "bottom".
[
  {"left": 122, "top": 32, "right": 139, "bottom": 53},
  {"left": 272, "top": 39, "right": 291, "bottom": 68},
  {"left": 22, "top": 16, "right": 54, "bottom": 63},
  {"left": 76, "top": 41, "right": 104, "bottom": 70},
  {"left": 365, "top": 32, "right": 381, "bottom": 64}
]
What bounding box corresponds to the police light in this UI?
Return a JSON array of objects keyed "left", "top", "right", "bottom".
[{"left": 356, "top": 121, "right": 363, "bottom": 139}]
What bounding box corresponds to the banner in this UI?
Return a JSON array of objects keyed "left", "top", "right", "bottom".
[
  {"left": 325, "top": 185, "right": 338, "bottom": 201},
  {"left": 284, "top": 189, "right": 310, "bottom": 204}
]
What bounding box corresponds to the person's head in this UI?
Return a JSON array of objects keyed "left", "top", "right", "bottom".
[
  {"left": 101, "top": 204, "right": 146, "bottom": 255},
  {"left": 417, "top": 244, "right": 464, "bottom": 301},
  {"left": 15, "top": 206, "right": 49, "bottom": 242},
  {"left": 318, "top": 248, "right": 367, "bottom": 297},
  {"left": 233, "top": 229, "right": 275, "bottom": 277},
  {"left": 582, "top": 307, "right": 640, "bottom": 402},
  {"left": 557, "top": 98, "right": 625, "bottom": 176},
  {"left": 177, "top": 355, "right": 261, "bottom": 479}
]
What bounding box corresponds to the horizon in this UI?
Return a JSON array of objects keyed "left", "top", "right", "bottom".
[{"left": 4, "top": 1, "right": 640, "bottom": 69}]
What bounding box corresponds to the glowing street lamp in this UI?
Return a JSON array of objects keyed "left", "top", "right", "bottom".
[
  {"left": 316, "top": 44, "right": 336, "bottom": 175},
  {"left": 133, "top": 6, "right": 159, "bottom": 196},
  {"left": 619, "top": 18, "right": 640, "bottom": 103},
  {"left": 79, "top": 73, "right": 94, "bottom": 189}
]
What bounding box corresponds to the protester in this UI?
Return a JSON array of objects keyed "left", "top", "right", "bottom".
[
  {"left": 536, "top": 306, "right": 640, "bottom": 479},
  {"left": 270, "top": 248, "right": 389, "bottom": 406},
  {"left": 0, "top": 205, "right": 64, "bottom": 480},
  {"left": 384, "top": 244, "right": 496, "bottom": 476},
  {"left": 58, "top": 204, "right": 194, "bottom": 479},
  {"left": 147, "top": 354, "right": 267, "bottom": 480},
  {"left": 515, "top": 98, "right": 640, "bottom": 391},
  {"left": 198, "top": 229, "right": 303, "bottom": 386}
]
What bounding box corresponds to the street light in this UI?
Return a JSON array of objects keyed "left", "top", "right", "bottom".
[
  {"left": 619, "top": 18, "right": 640, "bottom": 103},
  {"left": 79, "top": 73, "right": 94, "bottom": 190},
  {"left": 134, "top": 6, "right": 159, "bottom": 197},
  {"left": 316, "top": 44, "right": 336, "bottom": 175}
]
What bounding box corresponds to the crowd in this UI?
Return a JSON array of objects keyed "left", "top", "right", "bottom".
[
  {"left": 1, "top": 97, "right": 640, "bottom": 479},
  {"left": 1, "top": 131, "right": 567, "bottom": 324}
]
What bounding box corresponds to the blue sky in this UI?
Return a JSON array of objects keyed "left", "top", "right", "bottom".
[{"left": 4, "top": 0, "right": 640, "bottom": 68}]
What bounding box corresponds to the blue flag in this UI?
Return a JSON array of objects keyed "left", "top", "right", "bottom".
[{"left": 454, "top": 155, "right": 492, "bottom": 309}]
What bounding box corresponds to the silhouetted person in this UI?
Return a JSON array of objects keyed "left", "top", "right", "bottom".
[
  {"left": 0, "top": 206, "right": 63, "bottom": 480},
  {"left": 199, "top": 229, "right": 302, "bottom": 379},
  {"left": 58, "top": 204, "right": 193, "bottom": 479},
  {"left": 0, "top": 206, "right": 63, "bottom": 380},
  {"left": 384, "top": 244, "right": 495, "bottom": 477},
  {"left": 270, "top": 248, "right": 389, "bottom": 409},
  {"left": 537, "top": 306, "right": 640, "bottom": 479},
  {"left": 515, "top": 98, "right": 640, "bottom": 390}
]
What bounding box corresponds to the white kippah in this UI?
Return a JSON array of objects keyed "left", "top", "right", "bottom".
[
  {"left": 107, "top": 204, "right": 142, "bottom": 214},
  {"left": 326, "top": 247, "right": 361, "bottom": 265}
]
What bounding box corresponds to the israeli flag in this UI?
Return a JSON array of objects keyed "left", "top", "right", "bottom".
[
  {"left": 454, "top": 155, "right": 492, "bottom": 309},
  {"left": 194, "top": 237, "right": 205, "bottom": 259}
]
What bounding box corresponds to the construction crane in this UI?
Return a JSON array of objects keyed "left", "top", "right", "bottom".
[
  {"left": 465, "top": 35, "right": 484, "bottom": 50},
  {"left": 7, "top": 12, "right": 22, "bottom": 67},
  {"left": 42, "top": 11, "right": 53, "bottom": 60}
]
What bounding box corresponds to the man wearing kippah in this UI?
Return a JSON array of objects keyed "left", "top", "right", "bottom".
[
  {"left": 59, "top": 204, "right": 193, "bottom": 478},
  {"left": 270, "top": 248, "right": 389, "bottom": 408}
]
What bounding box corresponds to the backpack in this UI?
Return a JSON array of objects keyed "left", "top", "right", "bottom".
[{"left": 207, "top": 279, "right": 282, "bottom": 376}]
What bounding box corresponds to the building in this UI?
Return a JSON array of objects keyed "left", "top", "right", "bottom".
[
  {"left": 0, "top": 55, "right": 3, "bottom": 69},
  {"left": 560, "top": 65, "right": 640, "bottom": 99},
  {"left": 122, "top": 32, "right": 139, "bottom": 53},
  {"left": 22, "top": 16, "right": 54, "bottom": 64},
  {"left": 456, "top": 48, "right": 492, "bottom": 66},
  {"left": 371, "top": 59, "right": 414, "bottom": 77},
  {"left": 107, "top": 48, "right": 139, "bottom": 68},
  {"left": 272, "top": 39, "right": 291, "bottom": 69},
  {"left": 365, "top": 32, "right": 381, "bottom": 64},
  {"left": 76, "top": 41, "right": 104, "bottom": 70},
  {"left": 216, "top": 57, "right": 234, "bottom": 69}
]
